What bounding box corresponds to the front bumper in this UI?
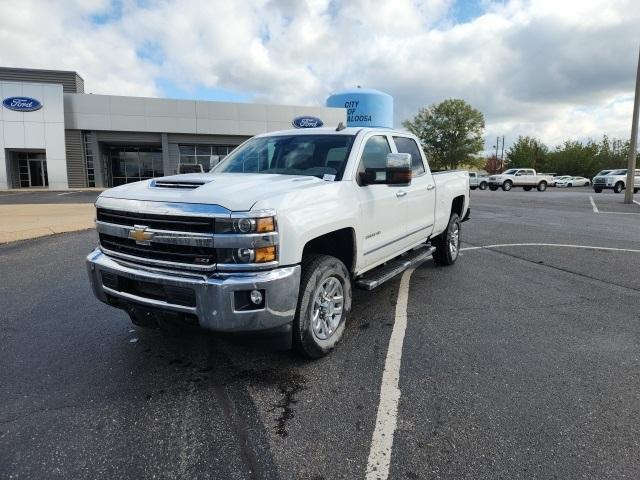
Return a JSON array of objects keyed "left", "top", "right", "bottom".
[{"left": 86, "top": 248, "right": 301, "bottom": 332}]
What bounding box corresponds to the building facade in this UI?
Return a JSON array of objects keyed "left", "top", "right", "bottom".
[{"left": 0, "top": 67, "right": 346, "bottom": 190}]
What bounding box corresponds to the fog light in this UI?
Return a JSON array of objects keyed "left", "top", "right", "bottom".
[{"left": 250, "top": 289, "right": 263, "bottom": 305}]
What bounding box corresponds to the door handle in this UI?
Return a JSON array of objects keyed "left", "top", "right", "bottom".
[
  {"left": 426, "top": 184, "right": 435, "bottom": 190},
  {"left": 396, "top": 190, "right": 407, "bottom": 198}
]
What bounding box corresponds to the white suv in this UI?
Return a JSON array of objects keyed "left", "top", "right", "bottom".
[{"left": 592, "top": 169, "right": 640, "bottom": 193}]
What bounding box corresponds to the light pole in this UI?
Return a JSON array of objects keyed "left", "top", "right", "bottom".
[{"left": 624, "top": 46, "right": 640, "bottom": 204}]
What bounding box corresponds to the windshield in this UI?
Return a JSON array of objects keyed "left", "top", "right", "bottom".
[
  {"left": 213, "top": 134, "right": 355, "bottom": 179},
  {"left": 596, "top": 170, "right": 611, "bottom": 176}
]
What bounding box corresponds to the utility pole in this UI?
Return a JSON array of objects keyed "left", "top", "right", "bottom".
[
  {"left": 500, "top": 136, "right": 505, "bottom": 170},
  {"left": 624, "top": 46, "right": 640, "bottom": 204}
]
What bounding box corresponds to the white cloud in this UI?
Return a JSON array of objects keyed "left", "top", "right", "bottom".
[{"left": 0, "top": 0, "right": 638, "bottom": 150}]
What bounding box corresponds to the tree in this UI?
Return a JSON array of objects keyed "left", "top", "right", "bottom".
[
  {"left": 484, "top": 154, "right": 502, "bottom": 174},
  {"left": 505, "top": 136, "right": 548, "bottom": 170},
  {"left": 403, "top": 98, "right": 485, "bottom": 170}
]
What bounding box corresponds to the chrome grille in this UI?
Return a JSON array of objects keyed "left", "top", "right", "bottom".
[
  {"left": 593, "top": 178, "right": 606, "bottom": 184},
  {"left": 97, "top": 208, "right": 214, "bottom": 233}
]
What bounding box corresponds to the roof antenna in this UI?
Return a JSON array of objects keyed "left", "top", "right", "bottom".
[{"left": 336, "top": 121, "right": 346, "bottom": 131}]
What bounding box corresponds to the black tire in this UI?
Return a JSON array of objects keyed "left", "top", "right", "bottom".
[
  {"left": 634, "top": 188, "right": 639, "bottom": 193},
  {"left": 432, "top": 213, "right": 461, "bottom": 266},
  {"left": 489, "top": 185, "right": 498, "bottom": 191},
  {"left": 594, "top": 188, "right": 602, "bottom": 193},
  {"left": 568, "top": 183, "right": 573, "bottom": 187},
  {"left": 293, "top": 254, "right": 352, "bottom": 359},
  {"left": 502, "top": 180, "right": 512, "bottom": 191},
  {"left": 613, "top": 182, "right": 624, "bottom": 194},
  {"left": 523, "top": 186, "right": 532, "bottom": 191},
  {"left": 537, "top": 181, "right": 548, "bottom": 192},
  {"left": 479, "top": 182, "right": 488, "bottom": 190},
  {"left": 470, "top": 186, "right": 477, "bottom": 190}
]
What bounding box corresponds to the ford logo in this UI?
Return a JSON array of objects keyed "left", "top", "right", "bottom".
[
  {"left": 292, "top": 116, "right": 323, "bottom": 128},
  {"left": 2, "top": 96, "right": 42, "bottom": 112}
]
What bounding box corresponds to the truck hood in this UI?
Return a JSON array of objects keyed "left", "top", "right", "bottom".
[{"left": 100, "top": 173, "right": 328, "bottom": 211}]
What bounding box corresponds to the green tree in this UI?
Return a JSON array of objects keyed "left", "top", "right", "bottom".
[
  {"left": 505, "top": 136, "right": 548, "bottom": 170},
  {"left": 403, "top": 98, "right": 485, "bottom": 170}
]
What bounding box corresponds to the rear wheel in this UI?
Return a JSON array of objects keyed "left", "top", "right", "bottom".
[
  {"left": 470, "top": 186, "right": 477, "bottom": 190},
  {"left": 502, "top": 180, "right": 513, "bottom": 191},
  {"left": 523, "top": 186, "right": 532, "bottom": 191},
  {"left": 634, "top": 188, "right": 639, "bottom": 193},
  {"left": 293, "top": 254, "right": 352, "bottom": 359},
  {"left": 537, "top": 181, "right": 548, "bottom": 192},
  {"left": 479, "top": 182, "right": 488, "bottom": 190},
  {"left": 432, "top": 213, "right": 461, "bottom": 266},
  {"left": 614, "top": 182, "right": 624, "bottom": 194}
]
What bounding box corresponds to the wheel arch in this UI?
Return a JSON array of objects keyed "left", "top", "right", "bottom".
[{"left": 301, "top": 228, "right": 356, "bottom": 274}]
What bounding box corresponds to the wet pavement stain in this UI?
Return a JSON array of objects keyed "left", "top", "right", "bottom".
[{"left": 232, "top": 369, "right": 308, "bottom": 438}]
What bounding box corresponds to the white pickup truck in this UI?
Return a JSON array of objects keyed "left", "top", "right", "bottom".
[
  {"left": 592, "top": 168, "right": 640, "bottom": 193},
  {"left": 86, "top": 126, "right": 470, "bottom": 358},
  {"left": 487, "top": 168, "right": 553, "bottom": 192}
]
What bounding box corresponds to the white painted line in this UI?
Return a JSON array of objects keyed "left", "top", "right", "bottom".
[
  {"left": 599, "top": 211, "right": 640, "bottom": 216},
  {"left": 366, "top": 268, "right": 414, "bottom": 480},
  {"left": 589, "top": 196, "right": 599, "bottom": 213},
  {"left": 57, "top": 192, "right": 76, "bottom": 196},
  {"left": 460, "top": 243, "right": 640, "bottom": 253},
  {"left": 633, "top": 200, "right": 640, "bottom": 206}
]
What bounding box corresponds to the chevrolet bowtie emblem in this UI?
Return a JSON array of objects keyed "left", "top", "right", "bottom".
[{"left": 129, "top": 225, "right": 153, "bottom": 245}]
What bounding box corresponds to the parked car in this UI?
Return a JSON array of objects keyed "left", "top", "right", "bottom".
[
  {"left": 552, "top": 175, "right": 571, "bottom": 187},
  {"left": 487, "top": 168, "right": 553, "bottom": 191},
  {"left": 86, "top": 126, "right": 470, "bottom": 358},
  {"left": 469, "top": 172, "right": 488, "bottom": 190},
  {"left": 556, "top": 176, "right": 590, "bottom": 187},
  {"left": 592, "top": 169, "right": 640, "bottom": 193}
]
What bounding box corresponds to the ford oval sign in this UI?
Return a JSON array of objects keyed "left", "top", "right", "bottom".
[
  {"left": 292, "top": 116, "right": 323, "bottom": 128},
  {"left": 2, "top": 97, "right": 42, "bottom": 112}
]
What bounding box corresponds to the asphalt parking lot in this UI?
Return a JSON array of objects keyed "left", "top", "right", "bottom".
[{"left": 1, "top": 187, "right": 640, "bottom": 479}]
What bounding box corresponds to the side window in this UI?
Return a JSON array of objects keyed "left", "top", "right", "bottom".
[
  {"left": 358, "top": 135, "right": 391, "bottom": 180},
  {"left": 393, "top": 136, "right": 425, "bottom": 175}
]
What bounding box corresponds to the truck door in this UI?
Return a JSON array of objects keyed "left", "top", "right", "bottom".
[
  {"left": 393, "top": 136, "right": 435, "bottom": 246},
  {"left": 355, "top": 134, "right": 408, "bottom": 267}
]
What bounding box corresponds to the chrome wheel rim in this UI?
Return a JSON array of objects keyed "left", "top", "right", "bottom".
[
  {"left": 311, "top": 276, "right": 344, "bottom": 340},
  {"left": 449, "top": 223, "right": 459, "bottom": 259}
]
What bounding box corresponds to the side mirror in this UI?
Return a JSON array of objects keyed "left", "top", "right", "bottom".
[{"left": 360, "top": 153, "right": 412, "bottom": 186}]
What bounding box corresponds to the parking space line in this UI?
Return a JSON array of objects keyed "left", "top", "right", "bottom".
[
  {"left": 366, "top": 268, "right": 414, "bottom": 480},
  {"left": 634, "top": 200, "right": 640, "bottom": 206},
  {"left": 57, "top": 192, "right": 76, "bottom": 196},
  {"left": 461, "top": 243, "right": 640, "bottom": 253},
  {"left": 589, "top": 196, "right": 599, "bottom": 213}
]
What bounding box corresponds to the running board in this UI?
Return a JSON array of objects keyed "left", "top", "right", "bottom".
[{"left": 355, "top": 245, "right": 436, "bottom": 290}]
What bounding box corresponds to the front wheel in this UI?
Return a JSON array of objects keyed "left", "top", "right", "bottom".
[
  {"left": 537, "top": 181, "right": 548, "bottom": 192},
  {"left": 594, "top": 188, "right": 603, "bottom": 193},
  {"left": 502, "top": 181, "right": 513, "bottom": 191},
  {"left": 293, "top": 254, "right": 352, "bottom": 359},
  {"left": 479, "top": 182, "right": 488, "bottom": 190},
  {"left": 613, "top": 182, "right": 624, "bottom": 194},
  {"left": 432, "top": 213, "right": 461, "bottom": 266},
  {"left": 470, "top": 186, "right": 477, "bottom": 190}
]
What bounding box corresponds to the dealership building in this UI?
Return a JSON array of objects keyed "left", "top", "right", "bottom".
[{"left": 0, "top": 67, "right": 346, "bottom": 190}]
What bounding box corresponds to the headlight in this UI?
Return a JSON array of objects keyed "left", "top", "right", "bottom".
[
  {"left": 215, "top": 215, "right": 276, "bottom": 233},
  {"left": 218, "top": 246, "right": 277, "bottom": 264}
]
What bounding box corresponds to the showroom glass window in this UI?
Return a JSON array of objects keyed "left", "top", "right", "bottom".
[
  {"left": 109, "top": 146, "right": 163, "bottom": 186},
  {"left": 178, "top": 145, "right": 237, "bottom": 171}
]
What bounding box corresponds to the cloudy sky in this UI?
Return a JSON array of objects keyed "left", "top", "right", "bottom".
[{"left": 1, "top": 0, "right": 638, "bottom": 151}]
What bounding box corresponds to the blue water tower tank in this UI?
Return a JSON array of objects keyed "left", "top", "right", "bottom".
[{"left": 326, "top": 87, "right": 393, "bottom": 128}]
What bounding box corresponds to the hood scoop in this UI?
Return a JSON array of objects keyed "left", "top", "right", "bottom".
[{"left": 150, "top": 176, "right": 215, "bottom": 190}]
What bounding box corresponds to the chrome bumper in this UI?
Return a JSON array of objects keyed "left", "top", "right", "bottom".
[{"left": 86, "top": 248, "right": 301, "bottom": 332}]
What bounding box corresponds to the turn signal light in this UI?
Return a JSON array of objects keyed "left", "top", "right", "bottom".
[
  {"left": 256, "top": 217, "right": 275, "bottom": 233},
  {"left": 255, "top": 246, "right": 276, "bottom": 263}
]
